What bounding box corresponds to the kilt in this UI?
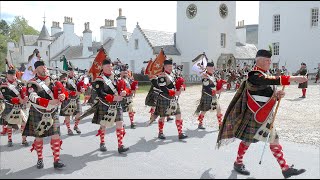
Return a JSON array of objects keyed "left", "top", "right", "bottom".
[
  {"left": 88, "top": 89, "right": 98, "bottom": 105},
  {"left": 22, "top": 106, "right": 60, "bottom": 138},
  {"left": 121, "top": 95, "right": 134, "bottom": 113},
  {"left": 234, "top": 108, "right": 279, "bottom": 143},
  {"left": 196, "top": 92, "right": 217, "bottom": 112},
  {"left": 92, "top": 100, "right": 123, "bottom": 125},
  {"left": 298, "top": 81, "right": 308, "bottom": 89},
  {"left": 60, "top": 96, "right": 82, "bottom": 116},
  {"left": 145, "top": 87, "right": 159, "bottom": 107},
  {"left": 155, "top": 94, "right": 181, "bottom": 117},
  {"left": 1, "top": 103, "right": 25, "bottom": 128}
]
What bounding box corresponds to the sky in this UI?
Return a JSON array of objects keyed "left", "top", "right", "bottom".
[{"left": 0, "top": 1, "right": 259, "bottom": 42}]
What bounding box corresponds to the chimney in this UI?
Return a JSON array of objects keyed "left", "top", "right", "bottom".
[
  {"left": 51, "top": 21, "right": 61, "bottom": 36},
  {"left": 63, "top": 16, "right": 74, "bottom": 35},
  {"left": 100, "top": 19, "right": 117, "bottom": 44},
  {"left": 116, "top": 8, "right": 127, "bottom": 33},
  {"left": 83, "top": 22, "right": 92, "bottom": 57}
]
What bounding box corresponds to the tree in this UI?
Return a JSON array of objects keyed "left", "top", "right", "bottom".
[
  {"left": 0, "top": 20, "right": 10, "bottom": 36},
  {"left": 9, "top": 16, "right": 39, "bottom": 43},
  {"left": 0, "top": 17, "right": 39, "bottom": 72}
]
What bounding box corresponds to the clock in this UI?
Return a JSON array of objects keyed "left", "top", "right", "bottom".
[
  {"left": 186, "top": 4, "right": 197, "bottom": 19},
  {"left": 219, "top": 3, "right": 228, "bottom": 18}
]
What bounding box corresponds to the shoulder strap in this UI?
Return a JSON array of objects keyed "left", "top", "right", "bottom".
[
  {"left": 101, "top": 75, "right": 118, "bottom": 94},
  {"left": 36, "top": 79, "right": 54, "bottom": 100},
  {"left": 67, "top": 78, "right": 77, "bottom": 89},
  {"left": 7, "top": 82, "right": 21, "bottom": 97}
]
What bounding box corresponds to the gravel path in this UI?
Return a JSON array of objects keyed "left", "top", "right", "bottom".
[{"left": 134, "top": 82, "right": 320, "bottom": 146}]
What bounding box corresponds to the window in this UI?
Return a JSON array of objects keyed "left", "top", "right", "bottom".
[
  {"left": 220, "top": 33, "right": 226, "bottom": 48},
  {"left": 272, "top": 42, "right": 279, "bottom": 55},
  {"left": 39, "top": 42, "right": 42, "bottom": 47},
  {"left": 135, "top": 39, "right": 139, "bottom": 50},
  {"left": 311, "top": 8, "right": 319, "bottom": 27},
  {"left": 46, "top": 51, "right": 48, "bottom": 56},
  {"left": 273, "top": 14, "right": 280, "bottom": 32}
]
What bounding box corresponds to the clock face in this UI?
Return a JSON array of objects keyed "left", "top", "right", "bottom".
[
  {"left": 219, "top": 3, "right": 228, "bottom": 18},
  {"left": 186, "top": 4, "right": 197, "bottom": 19}
]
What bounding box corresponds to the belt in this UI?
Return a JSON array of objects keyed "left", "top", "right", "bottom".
[{"left": 252, "top": 95, "right": 270, "bottom": 103}]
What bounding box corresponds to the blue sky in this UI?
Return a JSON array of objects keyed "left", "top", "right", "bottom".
[{"left": 1, "top": 1, "right": 259, "bottom": 42}]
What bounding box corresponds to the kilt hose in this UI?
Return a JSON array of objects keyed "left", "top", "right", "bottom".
[
  {"left": 60, "top": 96, "right": 82, "bottom": 116},
  {"left": 92, "top": 100, "right": 123, "bottom": 125},
  {"left": 155, "top": 94, "right": 181, "bottom": 117},
  {"left": 22, "top": 106, "right": 60, "bottom": 138}
]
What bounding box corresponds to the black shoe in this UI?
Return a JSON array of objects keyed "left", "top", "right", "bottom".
[
  {"left": 8, "top": 140, "right": 13, "bottom": 147},
  {"left": 118, "top": 145, "right": 129, "bottom": 154},
  {"left": 22, "top": 141, "right": 29, "bottom": 147},
  {"left": 100, "top": 143, "right": 107, "bottom": 152},
  {"left": 74, "top": 127, "right": 81, "bottom": 134},
  {"left": 282, "top": 165, "right": 306, "bottom": 179},
  {"left": 158, "top": 133, "right": 166, "bottom": 140},
  {"left": 166, "top": 117, "right": 173, "bottom": 122},
  {"left": 198, "top": 124, "right": 206, "bottom": 130},
  {"left": 234, "top": 162, "right": 250, "bottom": 175},
  {"left": 299, "top": 96, "right": 306, "bottom": 98},
  {"left": 53, "top": 160, "right": 66, "bottom": 169},
  {"left": 130, "top": 123, "right": 136, "bottom": 129},
  {"left": 67, "top": 129, "right": 74, "bottom": 136},
  {"left": 178, "top": 133, "right": 188, "bottom": 140},
  {"left": 37, "top": 159, "right": 44, "bottom": 169}
]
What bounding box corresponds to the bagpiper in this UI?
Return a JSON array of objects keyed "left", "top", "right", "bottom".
[
  {"left": 293, "top": 62, "right": 308, "bottom": 98},
  {"left": 118, "top": 64, "right": 138, "bottom": 129},
  {"left": 59, "top": 62, "right": 84, "bottom": 135},
  {"left": 194, "top": 61, "right": 223, "bottom": 129},
  {"left": 217, "top": 49, "right": 307, "bottom": 178},
  {"left": 0, "top": 68, "right": 29, "bottom": 146},
  {"left": 91, "top": 58, "right": 129, "bottom": 153},
  {"left": 314, "top": 65, "right": 320, "bottom": 83},
  {"left": 23, "top": 60, "right": 68, "bottom": 169},
  {"left": 155, "top": 58, "right": 188, "bottom": 140},
  {"left": 0, "top": 75, "right": 7, "bottom": 135}
]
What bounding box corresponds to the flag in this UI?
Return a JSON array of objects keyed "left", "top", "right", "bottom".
[
  {"left": 89, "top": 47, "right": 107, "bottom": 80},
  {"left": 60, "top": 55, "right": 68, "bottom": 71},
  {"left": 191, "top": 53, "right": 208, "bottom": 76},
  {"left": 144, "top": 59, "right": 153, "bottom": 75},
  {"left": 21, "top": 53, "right": 38, "bottom": 82},
  {"left": 150, "top": 49, "right": 166, "bottom": 76}
]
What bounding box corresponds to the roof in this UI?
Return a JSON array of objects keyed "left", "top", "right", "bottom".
[
  {"left": 51, "top": 31, "right": 64, "bottom": 39},
  {"left": 22, "top": 35, "right": 39, "bottom": 46},
  {"left": 141, "top": 29, "right": 175, "bottom": 47},
  {"left": 102, "top": 37, "right": 114, "bottom": 53},
  {"left": 38, "top": 24, "right": 51, "bottom": 40},
  {"left": 153, "top": 45, "right": 180, "bottom": 55},
  {"left": 51, "top": 45, "right": 83, "bottom": 61},
  {"left": 235, "top": 43, "right": 257, "bottom": 59}
]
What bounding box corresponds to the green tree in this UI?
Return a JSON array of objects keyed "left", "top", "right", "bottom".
[
  {"left": 9, "top": 16, "right": 39, "bottom": 43},
  {"left": 0, "top": 17, "right": 39, "bottom": 72}
]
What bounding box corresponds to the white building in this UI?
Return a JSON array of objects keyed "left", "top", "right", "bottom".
[
  {"left": 8, "top": 1, "right": 258, "bottom": 75},
  {"left": 258, "top": 1, "right": 320, "bottom": 74},
  {"left": 7, "top": 17, "right": 100, "bottom": 71}
]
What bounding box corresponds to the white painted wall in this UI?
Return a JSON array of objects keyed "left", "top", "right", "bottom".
[
  {"left": 108, "top": 29, "right": 129, "bottom": 65},
  {"left": 50, "top": 33, "right": 81, "bottom": 59},
  {"left": 176, "top": 1, "right": 236, "bottom": 75},
  {"left": 83, "top": 32, "right": 92, "bottom": 57},
  {"left": 100, "top": 27, "right": 117, "bottom": 43},
  {"left": 258, "top": 1, "right": 320, "bottom": 74},
  {"left": 236, "top": 27, "right": 246, "bottom": 44},
  {"left": 127, "top": 26, "right": 154, "bottom": 74}
]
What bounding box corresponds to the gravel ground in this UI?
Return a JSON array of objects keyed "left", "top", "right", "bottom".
[{"left": 134, "top": 81, "right": 320, "bottom": 146}]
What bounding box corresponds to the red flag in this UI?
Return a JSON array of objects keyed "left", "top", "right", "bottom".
[
  {"left": 144, "top": 59, "right": 153, "bottom": 75},
  {"left": 150, "top": 49, "right": 166, "bottom": 76},
  {"left": 89, "top": 48, "right": 107, "bottom": 81}
]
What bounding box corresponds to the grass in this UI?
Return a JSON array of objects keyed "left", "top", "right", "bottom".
[{"left": 136, "top": 84, "right": 151, "bottom": 93}]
